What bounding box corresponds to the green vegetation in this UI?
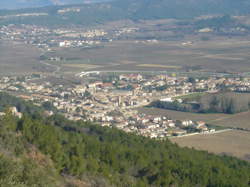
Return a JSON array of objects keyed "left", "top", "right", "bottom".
[
  {"left": 0, "top": 92, "right": 250, "bottom": 186},
  {"left": 174, "top": 92, "right": 205, "bottom": 100},
  {"left": 199, "top": 92, "right": 250, "bottom": 114},
  {"left": 0, "top": 92, "right": 44, "bottom": 114},
  {"left": 151, "top": 92, "right": 250, "bottom": 114},
  {"left": 194, "top": 15, "right": 237, "bottom": 30},
  {"left": 0, "top": 110, "right": 64, "bottom": 186},
  {"left": 42, "top": 101, "right": 57, "bottom": 112}
]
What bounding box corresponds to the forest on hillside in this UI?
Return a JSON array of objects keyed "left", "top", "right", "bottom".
[
  {"left": 1, "top": 0, "right": 250, "bottom": 27},
  {"left": 0, "top": 92, "right": 250, "bottom": 186}
]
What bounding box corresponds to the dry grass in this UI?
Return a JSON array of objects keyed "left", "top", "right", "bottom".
[
  {"left": 3, "top": 36, "right": 250, "bottom": 76},
  {"left": 62, "top": 64, "right": 101, "bottom": 69},
  {"left": 137, "top": 64, "right": 181, "bottom": 69},
  {"left": 0, "top": 41, "right": 44, "bottom": 75},
  {"left": 200, "top": 54, "right": 244, "bottom": 61},
  {"left": 139, "top": 107, "right": 250, "bottom": 161},
  {"left": 208, "top": 111, "right": 250, "bottom": 130},
  {"left": 138, "top": 107, "right": 228, "bottom": 122},
  {"left": 46, "top": 38, "right": 250, "bottom": 72},
  {"left": 171, "top": 130, "right": 250, "bottom": 162}
]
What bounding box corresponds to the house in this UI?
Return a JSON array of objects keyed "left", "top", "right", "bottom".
[
  {"left": 160, "top": 97, "right": 173, "bottom": 102},
  {"left": 196, "top": 121, "right": 206, "bottom": 127},
  {"left": 177, "top": 120, "right": 193, "bottom": 127},
  {"left": 119, "top": 74, "right": 143, "bottom": 81},
  {"left": 153, "top": 117, "right": 162, "bottom": 123},
  {"left": 101, "top": 123, "right": 111, "bottom": 127},
  {"left": 168, "top": 122, "right": 176, "bottom": 128},
  {"left": 9, "top": 107, "right": 22, "bottom": 119},
  {"left": 198, "top": 28, "right": 213, "bottom": 33}
]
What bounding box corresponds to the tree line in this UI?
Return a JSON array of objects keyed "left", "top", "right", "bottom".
[{"left": 151, "top": 92, "right": 250, "bottom": 114}]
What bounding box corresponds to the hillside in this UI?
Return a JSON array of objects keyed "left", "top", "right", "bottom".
[
  {"left": 114, "top": 0, "right": 250, "bottom": 19},
  {"left": 1, "top": 0, "right": 250, "bottom": 26},
  {"left": 0, "top": 92, "right": 250, "bottom": 186},
  {"left": 0, "top": 0, "right": 52, "bottom": 9},
  {"left": 0, "top": 0, "right": 107, "bottom": 9}
]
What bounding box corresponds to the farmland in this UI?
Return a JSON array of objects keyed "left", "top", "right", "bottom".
[
  {"left": 138, "top": 106, "right": 250, "bottom": 161},
  {"left": 44, "top": 37, "right": 250, "bottom": 74},
  {"left": 2, "top": 36, "right": 250, "bottom": 76},
  {"left": 171, "top": 130, "right": 250, "bottom": 162},
  {"left": 138, "top": 107, "right": 250, "bottom": 130},
  {"left": 0, "top": 40, "right": 48, "bottom": 76}
]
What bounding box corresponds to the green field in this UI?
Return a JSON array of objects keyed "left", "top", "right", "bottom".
[{"left": 174, "top": 92, "right": 206, "bottom": 100}]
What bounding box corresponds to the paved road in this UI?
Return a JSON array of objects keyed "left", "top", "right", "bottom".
[{"left": 170, "top": 129, "right": 233, "bottom": 138}]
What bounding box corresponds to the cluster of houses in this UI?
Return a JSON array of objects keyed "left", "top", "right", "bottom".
[
  {"left": 57, "top": 7, "right": 81, "bottom": 14},
  {"left": 0, "top": 107, "right": 23, "bottom": 119},
  {"left": 111, "top": 114, "right": 213, "bottom": 138},
  {"left": 1, "top": 73, "right": 249, "bottom": 138},
  {"left": 0, "top": 24, "right": 138, "bottom": 51}
]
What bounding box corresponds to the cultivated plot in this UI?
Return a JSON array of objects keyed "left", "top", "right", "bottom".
[
  {"left": 0, "top": 41, "right": 48, "bottom": 75},
  {"left": 171, "top": 130, "right": 250, "bottom": 162},
  {"left": 44, "top": 38, "right": 250, "bottom": 73},
  {"left": 138, "top": 107, "right": 250, "bottom": 130}
]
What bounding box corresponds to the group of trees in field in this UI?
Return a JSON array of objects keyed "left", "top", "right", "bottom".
[
  {"left": 151, "top": 92, "right": 250, "bottom": 114},
  {"left": 199, "top": 92, "right": 250, "bottom": 114},
  {"left": 0, "top": 92, "right": 250, "bottom": 186}
]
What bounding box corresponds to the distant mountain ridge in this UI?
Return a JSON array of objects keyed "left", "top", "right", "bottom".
[
  {"left": 113, "top": 0, "right": 250, "bottom": 19},
  {"left": 1, "top": 0, "right": 250, "bottom": 26},
  {"left": 0, "top": 0, "right": 52, "bottom": 9},
  {"left": 0, "top": 0, "right": 106, "bottom": 9},
  {"left": 2, "top": 0, "right": 250, "bottom": 13}
]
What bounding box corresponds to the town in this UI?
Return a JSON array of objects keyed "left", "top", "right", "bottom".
[
  {"left": 1, "top": 15, "right": 249, "bottom": 53},
  {"left": 0, "top": 24, "right": 139, "bottom": 51},
  {"left": 1, "top": 72, "right": 250, "bottom": 139}
]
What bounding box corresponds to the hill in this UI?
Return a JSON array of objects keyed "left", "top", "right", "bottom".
[
  {"left": 0, "top": 0, "right": 107, "bottom": 10},
  {"left": 0, "top": 0, "right": 52, "bottom": 9},
  {"left": 0, "top": 92, "right": 250, "bottom": 186},
  {"left": 114, "top": 0, "right": 250, "bottom": 19},
  {"left": 1, "top": 0, "right": 250, "bottom": 26}
]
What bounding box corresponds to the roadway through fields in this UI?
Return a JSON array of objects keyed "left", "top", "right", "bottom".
[{"left": 169, "top": 129, "right": 233, "bottom": 139}]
